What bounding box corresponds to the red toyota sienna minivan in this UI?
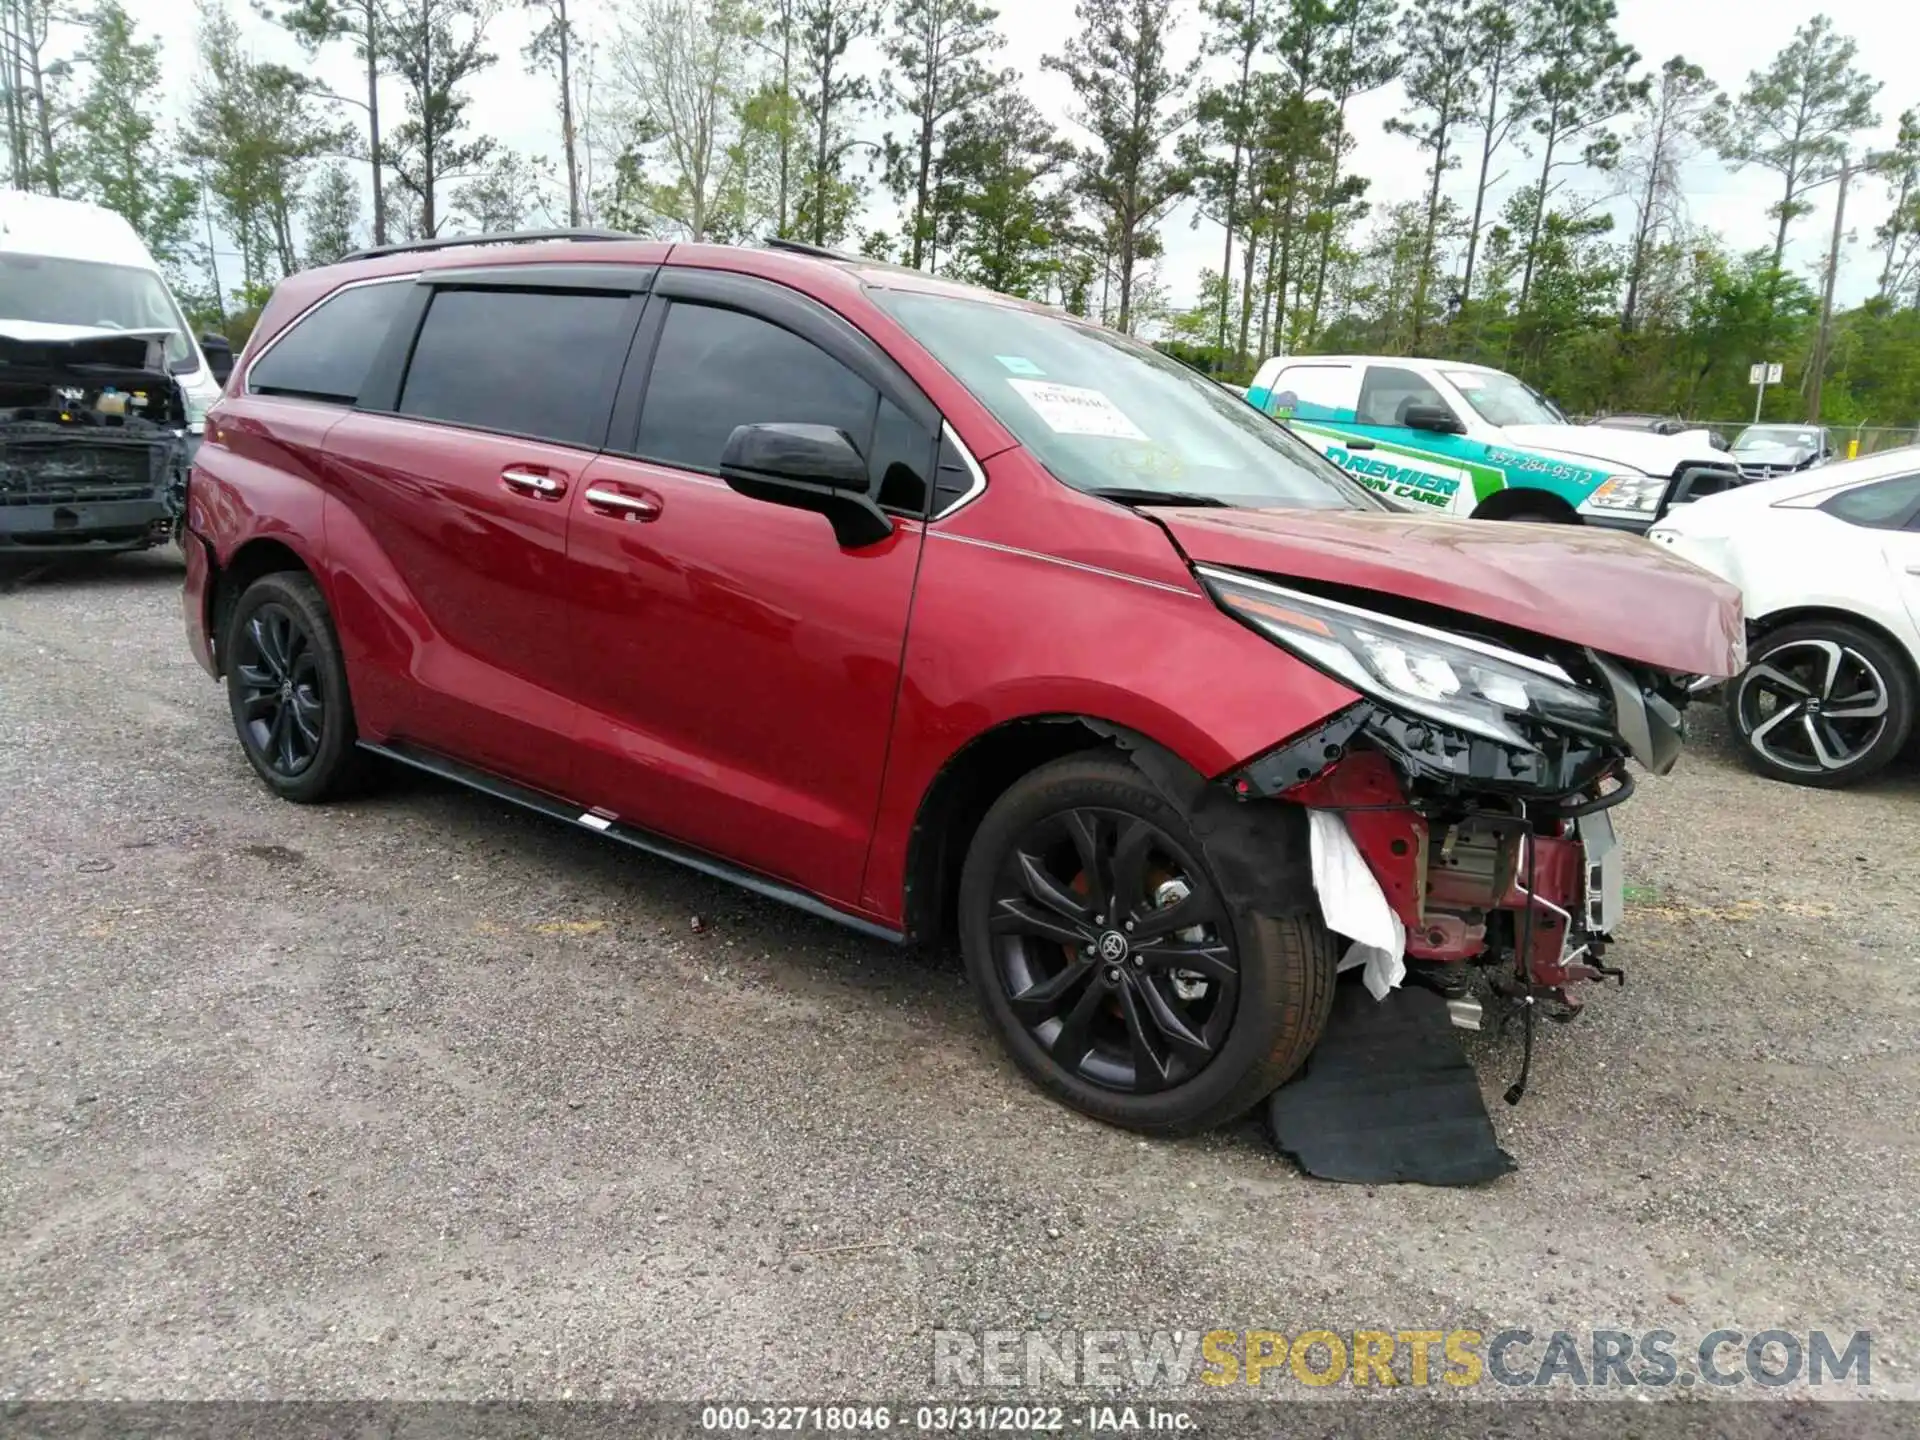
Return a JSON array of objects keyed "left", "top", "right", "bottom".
[{"left": 183, "top": 234, "right": 1743, "bottom": 1135}]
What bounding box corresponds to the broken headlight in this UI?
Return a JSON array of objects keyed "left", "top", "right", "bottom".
[{"left": 1199, "top": 565, "right": 1613, "bottom": 748}]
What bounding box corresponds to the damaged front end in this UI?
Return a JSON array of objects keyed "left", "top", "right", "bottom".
[
  {"left": 0, "top": 328, "right": 188, "bottom": 555},
  {"left": 1200, "top": 564, "right": 1718, "bottom": 1096}
]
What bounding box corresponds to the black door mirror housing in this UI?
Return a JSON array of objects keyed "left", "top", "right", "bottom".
[
  {"left": 1400, "top": 403, "right": 1465, "bottom": 435},
  {"left": 199, "top": 331, "right": 235, "bottom": 385},
  {"left": 719, "top": 422, "right": 891, "bottom": 547}
]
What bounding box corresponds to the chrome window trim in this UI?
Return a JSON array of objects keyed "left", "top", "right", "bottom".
[
  {"left": 931, "top": 531, "right": 1202, "bottom": 598},
  {"left": 240, "top": 272, "right": 421, "bottom": 396},
  {"left": 929, "top": 421, "right": 987, "bottom": 521}
]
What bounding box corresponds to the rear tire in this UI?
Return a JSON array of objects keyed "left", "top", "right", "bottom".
[
  {"left": 1726, "top": 620, "right": 1914, "bottom": 788},
  {"left": 958, "top": 751, "right": 1337, "bottom": 1136},
  {"left": 223, "top": 571, "right": 371, "bottom": 803}
]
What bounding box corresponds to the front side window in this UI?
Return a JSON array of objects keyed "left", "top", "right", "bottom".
[
  {"left": 398, "top": 287, "right": 634, "bottom": 448},
  {"left": 634, "top": 302, "right": 881, "bottom": 474},
  {"left": 1442, "top": 369, "right": 1562, "bottom": 427},
  {"left": 1267, "top": 364, "right": 1358, "bottom": 423},
  {"left": 0, "top": 252, "right": 197, "bottom": 372},
  {"left": 1357, "top": 366, "right": 1455, "bottom": 428},
  {"left": 1821, "top": 475, "right": 1920, "bottom": 530},
  {"left": 249, "top": 281, "right": 412, "bottom": 405},
  {"left": 870, "top": 289, "right": 1375, "bottom": 511}
]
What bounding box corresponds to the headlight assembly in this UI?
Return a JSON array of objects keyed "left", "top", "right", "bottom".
[
  {"left": 1198, "top": 565, "right": 1613, "bottom": 748},
  {"left": 1581, "top": 473, "right": 1667, "bottom": 514}
]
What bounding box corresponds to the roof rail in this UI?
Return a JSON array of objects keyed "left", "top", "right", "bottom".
[
  {"left": 340, "top": 227, "right": 642, "bottom": 263},
  {"left": 763, "top": 235, "right": 862, "bottom": 263}
]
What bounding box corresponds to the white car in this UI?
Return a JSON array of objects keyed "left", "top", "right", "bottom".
[
  {"left": 1649, "top": 450, "right": 1920, "bottom": 787},
  {"left": 0, "top": 190, "right": 228, "bottom": 432}
]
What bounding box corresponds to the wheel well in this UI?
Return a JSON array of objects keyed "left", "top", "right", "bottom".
[
  {"left": 901, "top": 716, "right": 1118, "bottom": 943},
  {"left": 209, "top": 539, "right": 310, "bottom": 674},
  {"left": 1471, "top": 487, "right": 1579, "bottom": 523},
  {"left": 1748, "top": 607, "right": 1920, "bottom": 688}
]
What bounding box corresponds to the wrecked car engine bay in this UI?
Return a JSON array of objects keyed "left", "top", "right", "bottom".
[
  {"left": 0, "top": 327, "right": 187, "bottom": 554},
  {"left": 1179, "top": 563, "right": 1733, "bottom": 1182}
]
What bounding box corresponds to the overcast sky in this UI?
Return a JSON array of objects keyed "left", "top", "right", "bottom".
[{"left": 144, "top": 0, "right": 1914, "bottom": 315}]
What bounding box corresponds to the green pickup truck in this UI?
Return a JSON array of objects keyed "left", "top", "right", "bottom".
[{"left": 1245, "top": 354, "right": 1744, "bottom": 532}]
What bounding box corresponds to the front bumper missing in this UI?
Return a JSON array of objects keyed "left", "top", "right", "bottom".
[{"left": 1277, "top": 745, "right": 1626, "bottom": 1014}]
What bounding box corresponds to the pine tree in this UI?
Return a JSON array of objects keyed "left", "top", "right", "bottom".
[
  {"left": 69, "top": 1, "right": 194, "bottom": 267},
  {"left": 1707, "top": 14, "right": 1880, "bottom": 303},
  {"left": 1618, "top": 56, "right": 1716, "bottom": 332},
  {"left": 380, "top": 0, "right": 502, "bottom": 237},
  {"left": 1387, "top": 0, "right": 1479, "bottom": 348},
  {"left": 1044, "top": 0, "right": 1195, "bottom": 333},
  {"left": 790, "top": 0, "right": 877, "bottom": 247},
  {"left": 1513, "top": 0, "right": 1644, "bottom": 309},
  {"left": 881, "top": 0, "right": 1007, "bottom": 270}
]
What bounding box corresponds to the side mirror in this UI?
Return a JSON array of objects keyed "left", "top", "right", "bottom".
[
  {"left": 199, "top": 331, "right": 234, "bottom": 385},
  {"left": 1401, "top": 403, "right": 1465, "bottom": 435},
  {"left": 719, "top": 422, "right": 892, "bottom": 547}
]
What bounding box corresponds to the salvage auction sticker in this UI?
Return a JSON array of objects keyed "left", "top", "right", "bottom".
[{"left": 1006, "top": 380, "right": 1149, "bottom": 441}]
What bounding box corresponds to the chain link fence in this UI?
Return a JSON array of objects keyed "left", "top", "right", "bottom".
[{"left": 1577, "top": 417, "right": 1920, "bottom": 457}]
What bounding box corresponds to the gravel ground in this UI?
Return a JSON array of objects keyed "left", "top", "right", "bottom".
[{"left": 2, "top": 549, "right": 1917, "bottom": 1414}]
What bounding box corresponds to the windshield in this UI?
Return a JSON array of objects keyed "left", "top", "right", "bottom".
[
  {"left": 1735, "top": 426, "right": 1821, "bottom": 453},
  {"left": 871, "top": 290, "right": 1378, "bottom": 511},
  {"left": 1443, "top": 369, "right": 1563, "bottom": 427},
  {"left": 0, "top": 253, "right": 196, "bottom": 372}
]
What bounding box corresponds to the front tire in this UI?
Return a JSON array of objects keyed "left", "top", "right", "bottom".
[
  {"left": 958, "top": 752, "right": 1337, "bottom": 1136},
  {"left": 1726, "top": 620, "right": 1915, "bottom": 788},
  {"left": 224, "top": 571, "right": 370, "bottom": 803}
]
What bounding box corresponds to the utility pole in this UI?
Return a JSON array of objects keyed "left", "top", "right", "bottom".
[
  {"left": 201, "top": 178, "right": 226, "bottom": 327},
  {"left": 1806, "top": 153, "right": 1852, "bottom": 425},
  {"left": 365, "top": 0, "right": 385, "bottom": 248}
]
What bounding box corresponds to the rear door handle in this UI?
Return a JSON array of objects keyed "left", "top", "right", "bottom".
[
  {"left": 585, "top": 485, "right": 662, "bottom": 522},
  {"left": 502, "top": 466, "right": 567, "bottom": 499}
]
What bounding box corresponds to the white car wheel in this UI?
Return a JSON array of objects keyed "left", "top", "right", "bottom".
[{"left": 1727, "top": 622, "right": 1915, "bottom": 788}]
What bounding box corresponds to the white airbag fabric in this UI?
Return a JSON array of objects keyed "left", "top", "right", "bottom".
[{"left": 1307, "top": 809, "right": 1406, "bottom": 1001}]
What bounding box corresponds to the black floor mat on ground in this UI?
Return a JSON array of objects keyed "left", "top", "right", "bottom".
[{"left": 1266, "top": 976, "right": 1516, "bottom": 1186}]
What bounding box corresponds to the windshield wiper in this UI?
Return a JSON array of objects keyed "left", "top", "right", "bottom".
[{"left": 1086, "top": 486, "right": 1232, "bottom": 508}]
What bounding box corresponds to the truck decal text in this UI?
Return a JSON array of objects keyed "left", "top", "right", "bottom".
[{"left": 1324, "top": 446, "right": 1460, "bottom": 509}]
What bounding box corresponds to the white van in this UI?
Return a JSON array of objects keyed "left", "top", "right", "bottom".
[{"left": 0, "top": 190, "right": 228, "bottom": 431}]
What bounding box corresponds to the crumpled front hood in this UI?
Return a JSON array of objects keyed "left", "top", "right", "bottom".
[
  {"left": 0, "top": 323, "right": 174, "bottom": 373},
  {"left": 1498, "top": 423, "right": 1726, "bottom": 476},
  {"left": 0, "top": 325, "right": 187, "bottom": 429},
  {"left": 1159, "top": 505, "right": 1745, "bottom": 677}
]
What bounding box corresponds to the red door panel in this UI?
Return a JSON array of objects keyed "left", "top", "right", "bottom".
[
  {"left": 322, "top": 410, "right": 581, "bottom": 796},
  {"left": 564, "top": 454, "right": 922, "bottom": 907}
]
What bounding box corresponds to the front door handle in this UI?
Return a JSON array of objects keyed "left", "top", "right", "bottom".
[
  {"left": 502, "top": 466, "right": 567, "bottom": 499},
  {"left": 585, "top": 485, "right": 662, "bottom": 522}
]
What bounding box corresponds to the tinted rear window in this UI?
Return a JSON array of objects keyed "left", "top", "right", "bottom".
[
  {"left": 398, "top": 288, "right": 634, "bottom": 448},
  {"left": 249, "top": 280, "right": 411, "bottom": 404}
]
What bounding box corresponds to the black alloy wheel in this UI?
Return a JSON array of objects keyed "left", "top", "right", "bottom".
[
  {"left": 988, "top": 805, "right": 1237, "bottom": 1095},
  {"left": 223, "top": 570, "right": 371, "bottom": 803},
  {"left": 232, "top": 601, "right": 325, "bottom": 778},
  {"left": 959, "top": 751, "right": 1338, "bottom": 1136}
]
